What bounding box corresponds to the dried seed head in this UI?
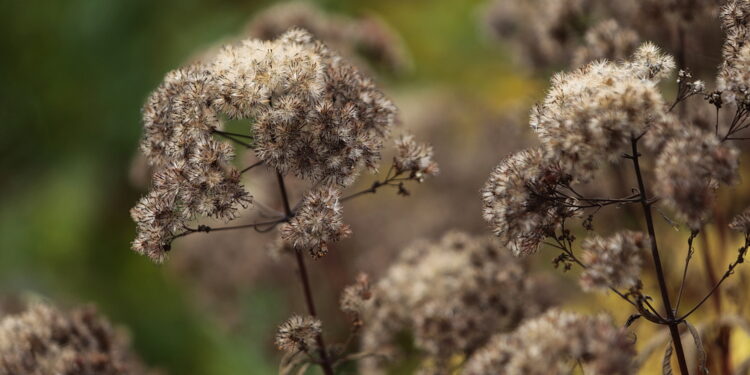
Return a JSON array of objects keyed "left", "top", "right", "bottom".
[
  {"left": 340, "top": 273, "right": 372, "bottom": 325},
  {"left": 481, "top": 148, "right": 573, "bottom": 256},
  {"left": 275, "top": 315, "right": 322, "bottom": 353},
  {"left": 393, "top": 134, "right": 439, "bottom": 181},
  {"left": 654, "top": 128, "right": 739, "bottom": 229},
  {"left": 0, "top": 301, "right": 155, "bottom": 375},
  {"left": 359, "top": 232, "right": 548, "bottom": 372},
  {"left": 580, "top": 231, "right": 646, "bottom": 291},
  {"left": 280, "top": 186, "right": 352, "bottom": 258},
  {"left": 464, "top": 310, "right": 636, "bottom": 375},
  {"left": 730, "top": 206, "right": 750, "bottom": 234}
]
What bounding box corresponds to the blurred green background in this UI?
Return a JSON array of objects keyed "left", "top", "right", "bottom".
[{"left": 0, "top": 0, "right": 526, "bottom": 373}]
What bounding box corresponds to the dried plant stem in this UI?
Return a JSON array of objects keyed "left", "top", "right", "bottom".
[
  {"left": 699, "top": 231, "right": 732, "bottom": 375},
  {"left": 276, "top": 171, "right": 335, "bottom": 375},
  {"left": 630, "top": 137, "right": 689, "bottom": 375}
]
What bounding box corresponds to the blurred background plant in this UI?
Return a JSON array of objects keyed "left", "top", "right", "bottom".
[{"left": 4, "top": 0, "right": 750, "bottom": 374}]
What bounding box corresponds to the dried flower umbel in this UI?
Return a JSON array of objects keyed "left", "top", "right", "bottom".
[
  {"left": 358, "top": 231, "right": 551, "bottom": 374},
  {"left": 0, "top": 301, "right": 155, "bottom": 375},
  {"left": 131, "top": 26, "right": 436, "bottom": 375},
  {"left": 463, "top": 310, "right": 636, "bottom": 375},
  {"left": 482, "top": 7, "right": 750, "bottom": 371}
]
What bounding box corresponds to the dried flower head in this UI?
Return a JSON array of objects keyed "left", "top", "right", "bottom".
[
  {"left": 359, "top": 232, "right": 548, "bottom": 372},
  {"left": 0, "top": 301, "right": 154, "bottom": 375},
  {"left": 718, "top": 0, "right": 750, "bottom": 105},
  {"left": 572, "top": 19, "right": 640, "bottom": 67},
  {"left": 481, "top": 148, "right": 573, "bottom": 256},
  {"left": 339, "top": 273, "right": 372, "bottom": 326},
  {"left": 393, "top": 134, "right": 439, "bottom": 180},
  {"left": 275, "top": 315, "right": 322, "bottom": 353},
  {"left": 654, "top": 128, "right": 739, "bottom": 229},
  {"left": 246, "top": 2, "right": 410, "bottom": 73},
  {"left": 531, "top": 45, "right": 674, "bottom": 178},
  {"left": 730, "top": 206, "right": 750, "bottom": 233},
  {"left": 463, "top": 310, "right": 636, "bottom": 375},
  {"left": 280, "top": 186, "right": 352, "bottom": 258},
  {"left": 483, "top": 0, "right": 590, "bottom": 67},
  {"left": 580, "top": 231, "right": 646, "bottom": 291},
  {"left": 132, "top": 28, "right": 398, "bottom": 262}
]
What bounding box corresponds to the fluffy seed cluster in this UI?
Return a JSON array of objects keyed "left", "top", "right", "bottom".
[
  {"left": 718, "top": 0, "right": 750, "bottom": 105},
  {"left": 0, "top": 302, "right": 154, "bottom": 375},
  {"left": 572, "top": 19, "right": 640, "bottom": 67},
  {"left": 654, "top": 128, "right": 739, "bottom": 229},
  {"left": 280, "top": 186, "right": 352, "bottom": 258},
  {"left": 393, "top": 134, "right": 440, "bottom": 180},
  {"left": 359, "top": 232, "right": 548, "bottom": 373},
  {"left": 580, "top": 231, "right": 646, "bottom": 291},
  {"left": 275, "top": 315, "right": 322, "bottom": 354},
  {"left": 730, "top": 206, "right": 750, "bottom": 233},
  {"left": 483, "top": 0, "right": 591, "bottom": 66},
  {"left": 132, "top": 28, "right": 397, "bottom": 262},
  {"left": 481, "top": 148, "right": 572, "bottom": 256},
  {"left": 531, "top": 43, "right": 674, "bottom": 179},
  {"left": 339, "top": 273, "right": 372, "bottom": 326},
  {"left": 463, "top": 310, "right": 636, "bottom": 375},
  {"left": 246, "top": 2, "right": 409, "bottom": 73}
]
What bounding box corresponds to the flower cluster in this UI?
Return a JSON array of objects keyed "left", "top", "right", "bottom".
[
  {"left": 359, "top": 232, "right": 550, "bottom": 373},
  {"left": 0, "top": 302, "right": 154, "bottom": 375},
  {"left": 463, "top": 310, "right": 636, "bottom": 375},
  {"left": 580, "top": 231, "right": 646, "bottom": 291},
  {"left": 246, "top": 2, "right": 410, "bottom": 73},
  {"left": 730, "top": 206, "right": 750, "bottom": 234},
  {"left": 132, "top": 28, "right": 398, "bottom": 262},
  {"left": 481, "top": 148, "right": 572, "bottom": 256},
  {"left": 339, "top": 273, "right": 372, "bottom": 326},
  {"left": 572, "top": 19, "right": 640, "bottom": 67},
  {"left": 393, "top": 134, "right": 439, "bottom": 180},
  {"left": 718, "top": 0, "right": 750, "bottom": 105},
  {"left": 654, "top": 128, "right": 739, "bottom": 229},
  {"left": 275, "top": 315, "right": 322, "bottom": 353},
  {"left": 280, "top": 186, "right": 352, "bottom": 258},
  {"left": 531, "top": 44, "right": 674, "bottom": 178}
]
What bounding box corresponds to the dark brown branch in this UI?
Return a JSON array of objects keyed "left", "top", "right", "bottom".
[
  {"left": 630, "top": 137, "right": 690, "bottom": 375},
  {"left": 276, "top": 171, "right": 335, "bottom": 375},
  {"left": 240, "top": 160, "right": 264, "bottom": 174},
  {"left": 674, "top": 230, "right": 699, "bottom": 313}
]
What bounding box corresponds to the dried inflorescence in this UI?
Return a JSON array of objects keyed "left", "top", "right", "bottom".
[
  {"left": 280, "top": 186, "right": 352, "bottom": 258},
  {"left": 246, "top": 2, "right": 410, "bottom": 73},
  {"left": 718, "top": 0, "right": 750, "bottom": 105},
  {"left": 0, "top": 302, "right": 154, "bottom": 375},
  {"left": 572, "top": 19, "right": 640, "bottom": 67},
  {"left": 275, "top": 315, "right": 322, "bottom": 354},
  {"left": 359, "top": 232, "right": 549, "bottom": 373},
  {"left": 339, "top": 273, "right": 372, "bottom": 326},
  {"left": 463, "top": 310, "right": 636, "bottom": 375},
  {"left": 482, "top": 0, "right": 591, "bottom": 67},
  {"left": 393, "top": 134, "right": 439, "bottom": 180},
  {"left": 730, "top": 206, "right": 750, "bottom": 234},
  {"left": 482, "top": 0, "right": 721, "bottom": 73},
  {"left": 654, "top": 128, "right": 739, "bottom": 229},
  {"left": 531, "top": 43, "right": 674, "bottom": 179},
  {"left": 580, "top": 231, "right": 646, "bottom": 291},
  {"left": 481, "top": 148, "right": 572, "bottom": 256},
  {"left": 132, "top": 28, "right": 401, "bottom": 262}
]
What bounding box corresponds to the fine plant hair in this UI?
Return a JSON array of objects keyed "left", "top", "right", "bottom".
[
  {"left": 480, "top": 2, "right": 750, "bottom": 374},
  {"left": 0, "top": 300, "right": 156, "bottom": 375},
  {"left": 130, "top": 28, "right": 437, "bottom": 374}
]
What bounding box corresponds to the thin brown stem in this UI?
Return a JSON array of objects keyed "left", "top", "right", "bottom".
[
  {"left": 276, "top": 171, "right": 335, "bottom": 375},
  {"left": 630, "top": 137, "right": 690, "bottom": 375}
]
